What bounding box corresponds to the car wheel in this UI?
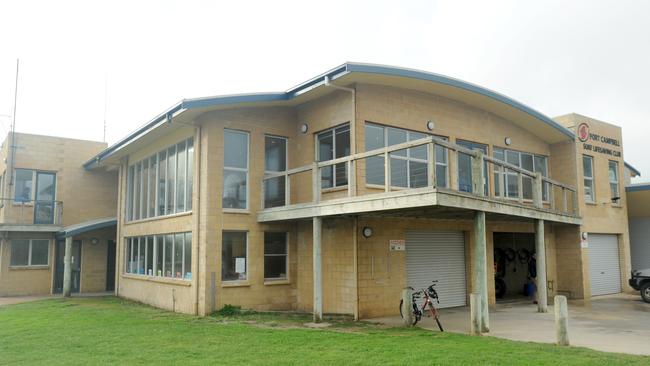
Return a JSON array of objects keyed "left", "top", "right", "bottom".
[{"left": 641, "top": 282, "right": 650, "bottom": 304}]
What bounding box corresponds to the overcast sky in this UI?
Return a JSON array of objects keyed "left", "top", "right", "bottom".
[{"left": 1, "top": 0, "right": 648, "bottom": 182}]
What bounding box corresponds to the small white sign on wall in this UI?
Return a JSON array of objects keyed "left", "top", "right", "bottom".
[
  {"left": 580, "top": 239, "right": 589, "bottom": 249},
  {"left": 235, "top": 257, "right": 246, "bottom": 273},
  {"left": 389, "top": 239, "right": 405, "bottom": 251}
]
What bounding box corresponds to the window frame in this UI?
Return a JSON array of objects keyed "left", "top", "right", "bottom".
[
  {"left": 13, "top": 169, "right": 57, "bottom": 206},
  {"left": 264, "top": 232, "right": 289, "bottom": 282},
  {"left": 124, "top": 233, "right": 192, "bottom": 281},
  {"left": 10, "top": 239, "right": 50, "bottom": 267},
  {"left": 316, "top": 123, "right": 350, "bottom": 189},
  {"left": 608, "top": 160, "right": 620, "bottom": 204},
  {"left": 263, "top": 134, "right": 289, "bottom": 208},
  {"left": 222, "top": 129, "right": 250, "bottom": 212},
  {"left": 221, "top": 231, "right": 249, "bottom": 283},
  {"left": 583, "top": 155, "right": 595, "bottom": 203},
  {"left": 363, "top": 122, "right": 449, "bottom": 189},
  {"left": 493, "top": 147, "right": 549, "bottom": 202}
]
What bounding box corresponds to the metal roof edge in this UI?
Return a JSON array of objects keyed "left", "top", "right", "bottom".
[
  {"left": 625, "top": 161, "right": 641, "bottom": 177},
  {"left": 626, "top": 183, "right": 650, "bottom": 193}
]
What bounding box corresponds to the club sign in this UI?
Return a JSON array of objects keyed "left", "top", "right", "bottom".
[{"left": 578, "top": 122, "right": 621, "bottom": 157}]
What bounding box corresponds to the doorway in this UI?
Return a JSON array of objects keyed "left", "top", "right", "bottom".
[
  {"left": 106, "top": 240, "right": 116, "bottom": 291},
  {"left": 493, "top": 233, "right": 536, "bottom": 301},
  {"left": 54, "top": 240, "right": 82, "bottom": 293}
]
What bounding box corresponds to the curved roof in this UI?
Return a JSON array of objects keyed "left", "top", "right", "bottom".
[
  {"left": 85, "top": 62, "right": 574, "bottom": 169},
  {"left": 56, "top": 217, "right": 117, "bottom": 239}
]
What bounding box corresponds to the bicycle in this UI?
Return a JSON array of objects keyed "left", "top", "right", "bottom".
[{"left": 399, "top": 281, "right": 444, "bottom": 331}]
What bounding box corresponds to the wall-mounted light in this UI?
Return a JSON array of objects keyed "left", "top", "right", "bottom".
[
  {"left": 91, "top": 238, "right": 100, "bottom": 245},
  {"left": 300, "top": 123, "right": 309, "bottom": 134},
  {"left": 504, "top": 137, "right": 512, "bottom": 146},
  {"left": 581, "top": 232, "right": 588, "bottom": 241},
  {"left": 426, "top": 120, "right": 435, "bottom": 131},
  {"left": 362, "top": 226, "right": 373, "bottom": 238}
]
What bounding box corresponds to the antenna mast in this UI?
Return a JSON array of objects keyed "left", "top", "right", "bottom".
[
  {"left": 9, "top": 59, "right": 19, "bottom": 187},
  {"left": 103, "top": 72, "right": 107, "bottom": 143}
]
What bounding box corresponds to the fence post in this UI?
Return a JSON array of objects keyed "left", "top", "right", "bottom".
[
  {"left": 471, "top": 151, "right": 484, "bottom": 196},
  {"left": 562, "top": 188, "right": 568, "bottom": 213},
  {"left": 555, "top": 295, "right": 570, "bottom": 346},
  {"left": 428, "top": 142, "right": 436, "bottom": 188},
  {"left": 347, "top": 160, "right": 356, "bottom": 197},
  {"left": 470, "top": 293, "right": 481, "bottom": 335},
  {"left": 533, "top": 172, "right": 543, "bottom": 208},
  {"left": 401, "top": 288, "right": 414, "bottom": 327},
  {"left": 312, "top": 162, "right": 320, "bottom": 203},
  {"left": 384, "top": 151, "right": 391, "bottom": 193},
  {"left": 285, "top": 173, "right": 291, "bottom": 206}
]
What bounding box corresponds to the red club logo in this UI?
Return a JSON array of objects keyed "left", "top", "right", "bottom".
[{"left": 577, "top": 123, "right": 590, "bottom": 142}]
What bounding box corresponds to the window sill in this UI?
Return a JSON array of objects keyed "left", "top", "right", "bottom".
[
  {"left": 222, "top": 281, "right": 250, "bottom": 288},
  {"left": 125, "top": 210, "right": 193, "bottom": 225},
  {"left": 122, "top": 273, "right": 192, "bottom": 286},
  {"left": 264, "top": 279, "right": 290, "bottom": 286},
  {"left": 321, "top": 186, "right": 348, "bottom": 193},
  {"left": 12, "top": 202, "right": 34, "bottom": 207},
  {"left": 223, "top": 209, "right": 250, "bottom": 215},
  {"left": 9, "top": 265, "right": 49, "bottom": 270},
  {"left": 585, "top": 201, "right": 597, "bottom": 206}
]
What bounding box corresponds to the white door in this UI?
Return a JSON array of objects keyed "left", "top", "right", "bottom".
[
  {"left": 406, "top": 231, "right": 466, "bottom": 308},
  {"left": 588, "top": 234, "right": 622, "bottom": 296}
]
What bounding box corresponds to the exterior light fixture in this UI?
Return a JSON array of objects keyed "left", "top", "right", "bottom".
[
  {"left": 300, "top": 123, "right": 309, "bottom": 134},
  {"left": 426, "top": 120, "right": 435, "bottom": 131},
  {"left": 581, "top": 232, "right": 588, "bottom": 241},
  {"left": 91, "top": 238, "right": 100, "bottom": 245},
  {"left": 362, "top": 226, "right": 373, "bottom": 238},
  {"left": 504, "top": 137, "right": 512, "bottom": 146}
]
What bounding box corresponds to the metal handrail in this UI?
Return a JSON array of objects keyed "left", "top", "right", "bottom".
[{"left": 0, "top": 197, "right": 64, "bottom": 225}]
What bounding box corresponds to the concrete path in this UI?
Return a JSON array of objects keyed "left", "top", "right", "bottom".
[
  {"left": 0, "top": 292, "right": 113, "bottom": 307},
  {"left": 370, "top": 294, "right": 650, "bottom": 356}
]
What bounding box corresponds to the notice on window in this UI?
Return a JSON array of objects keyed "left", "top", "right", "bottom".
[
  {"left": 235, "top": 257, "right": 246, "bottom": 273},
  {"left": 389, "top": 239, "right": 405, "bottom": 251}
]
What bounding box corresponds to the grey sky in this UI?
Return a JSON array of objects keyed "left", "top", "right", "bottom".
[{"left": 1, "top": 0, "right": 648, "bottom": 182}]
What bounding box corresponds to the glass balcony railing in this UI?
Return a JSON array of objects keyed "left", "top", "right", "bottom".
[{"left": 0, "top": 198, "right": 64, "bottom": 226}]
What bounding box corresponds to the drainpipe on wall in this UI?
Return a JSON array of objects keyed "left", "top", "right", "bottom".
[
  {"left": 193, "top": 124, "right": 202, "bottom": 316},
  {"left": 324, "top": 76, "right": 356, "bottom": 154}
]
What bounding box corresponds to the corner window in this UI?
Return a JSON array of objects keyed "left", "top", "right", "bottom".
[
  {"left": 222, "top": 232, "right": 247, "bottom": 281},
  {"left": 264, "top": 232, "right": 288, "bottom": 280},
  {"left": 317, "top": 124, "right": 350, "bottom": 189},
  {"left": 583, "top": 155, "right": 595, "bottom": 203},
  {"left": 264, "top": 136, "right": 288, "bottom": 208},
  {"left": 364, "top": 123, "right": 447, "bottom": 188},
  {"left": 608, "top": 160, "right": 620, "bottom": 201},
  {"left": 10, "top": 239, "right": 49, "bottom": 266},
  {"left": 223, "top": 130, "right": 249, "bottom": 210}
]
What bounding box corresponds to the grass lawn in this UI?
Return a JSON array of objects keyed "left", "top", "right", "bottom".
[{"left": 0, "top": 297, "right": 648, "bottom": 365}]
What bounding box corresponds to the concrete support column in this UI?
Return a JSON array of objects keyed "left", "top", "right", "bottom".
[
  {"left": 535, "top": 219, "right": 548, "bottom": 312},
  {"left": 473, "top": 211, "right": 489, "bottom": 332},
  {"left": 313, "top": 216, "right": 323, "bottom": 322},
  {"left": 62, "top": 236, "right": 73, "bottom": 297}
]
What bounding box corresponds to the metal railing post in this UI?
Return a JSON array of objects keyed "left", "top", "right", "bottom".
[
  {"left": 384, "top": 151, "right": 391, "bottom": 192},
  {"left": 312, "top": 162, "right": 320, "bottom": 203},
  {"left": 471, "top": 150, "right": 485, "bottom": 196},
  {"left": 428, "top": 142, "right": 436, "bottom": 188},
  {"left": 533, "top": 172, "right": 543, "bottom": 208},
  {"left": 285, "top": 173, "right": 291, "bottom": 206}
]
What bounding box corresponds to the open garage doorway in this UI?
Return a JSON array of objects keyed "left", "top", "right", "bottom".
[{"left": 493, "top": 233, "right": 536, "bottom": 302}]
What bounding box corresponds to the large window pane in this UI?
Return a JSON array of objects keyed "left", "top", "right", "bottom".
[
  {"left": 176, "top": 141, "right": 186, "bottom": 213},
  {"left": 366, "top": 156, "right": 385, "bottom": 185},
  {"left": 184, "top": 232, "right": 192, "bottom": 280},
  {"left": 222, "top": 232, "right": 247, "bottom": 281},
  {"left": 409, "top": 161, "right": 428, "bottom": 188},
  {"left": 125, "top": 238, "right": 132, "bottom": 273},
  {"left": 155, "top": 235, "right": 164, "bottom": 276},
  {"left": 142, "top": 159, "right": 149, "bottom": 219},
  {"left": 167, "top": 146, "right": 176, "bottom": 215},
  {"left": 149, "top": 156, "right": 156, "bottom": 218},
  {"left": 409, "top": 131, "right": 427, "bottom": 160},
  {"left": 10, "top": 239, "right": 29, "bottom": 266},
  {"left": 164, "top": 234, "right": 173, "bottom": 277},
  {"left": 387, "top": 128, "right": 407, "bottom": 157},
  {"left": 365, "top": 124, "right": 384, "bottom": 150},
  {"left": 223, "top": 170, "right": 247, "bottom": 209},
  {"left": 134, "top": 163, "right": 141, "bottom": 220},
  {"left": 174, "top": 233, "right": 183, "bottom": 279},
  {"left": 127, "top": 165, "right": 134, "bottom": 221},
  {"left": 317, "top": 130, "right": 334, "bottom": 189},
  {"left": 223, "top": 130, "right": 248, "bottom": 209},
  {"left": 146, "top": 237, "right": 154, "bottom": 276},
  {"left": 14, "top": 169, "right": 33, "bottom": 202},
  {"left": 264, "top": 232, "right": 287, "bottom": 280},
  {"left": 137, "top": 237, "right": 145, "bottom": 275},
  {"left": 457, "top": 153, "right": 472, "bottom": 193},
  {"left": 31, "top": 240, "right": 49, "bottom": 265},
  {"left": 335, "top": 126, "right": 350, "bottom": 186},
  {"left": 224, "top": 131, "right": 248, "bottom": 169},
  {"left": 264, "top": 136, "right": 287, "bottom": 208},
  {"left": 186, "top": 138, "right": 194, "bottom": 210},
  {"left": 435, "top": 145, "right": 448, "bottom": 188},
  {"left": 158, "top": 151, "right": 167, "bottom": 215},
  {"left": 390, "top": 158, "right": 408, "bottom": 187}
]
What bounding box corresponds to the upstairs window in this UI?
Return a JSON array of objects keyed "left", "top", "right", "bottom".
[
  {"left": 223, "top": 130, "right": 249, "bottom": 210},
  {"left": 317, "top": 124, "right": 350, "bottom": 189},
  {"left": 583, "top": 155, "right": 595, "bottom": 203},
  {"left": 494, "top": 148, "right": 548, "bottom": 201},
  {"left": 457, "top": 140, "right": 488, "bottom": 195},
  {"left": 364, "top": 123, "right": 447, "bottom": 188},
  {"left": 14, "top": 169, "right": 34, "bottom": 202},
  {"left": 608, "top": 160, "right": 620, "bottom": 202},
  {"left": 264, "top": 135, "right": 288, "bottom": 208}
]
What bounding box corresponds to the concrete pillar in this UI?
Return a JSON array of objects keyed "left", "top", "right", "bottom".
[
  {"left": 555, "top": 295, "right": 570, "bottom": 346},
  {"left": 535, "top": 219, "right": 548, "bottom": 313},
  {"left": 469, "top": 293, "right": 481, "bottom": 336},
  {"left": 401, "top": 288, "right": 414, "bottom": 327},
  {"left": 473, "top": 211, "right": 489, "bottom": 332},
  {"left": 62, "top": 236, "right": 73, "bottom": 297},
  {"left": 313, "top": 216, "right": 323, "bottom": 322}
]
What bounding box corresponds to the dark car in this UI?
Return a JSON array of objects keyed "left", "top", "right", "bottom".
[{"left": 629, "top": 269, "right": 650, "bottom": 303}]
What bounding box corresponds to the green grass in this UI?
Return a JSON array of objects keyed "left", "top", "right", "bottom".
[{"left": 0, "top": 297, "right": 647, "bottom": 365}]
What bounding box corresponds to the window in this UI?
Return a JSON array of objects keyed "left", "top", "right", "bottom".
[
  {"left": 14, "top": 169, "right": 33, "bottom": 202},
  {"left": 223, "top": 130, "right": 249, "bottom": 210},
  {"left": 125, "top": 137, "right": 194, "bottom": 222},
  {"left": 608, "top": 160, "right": 620, "bottom": 202},
  {"left": 317, "top": 125, "right": 350, "bottom": 188},
  {"left": 10, "top": 239, "right": 49, "bottom": 266},
  {"left": 222, "top": 232, "right": 247, "bottom": 281},
  {"left": 264, "top": 136, "right": 288, "bottom": 208},
  {"left": 264, "top": 232, "right": 288, "bottom": 280},
  {"left": 364, "top": 123, "right": 447, "bottom": 188},
  {"left": 125, "top": 232, "right": 192, "bottom": 280},
  {"left": 583, "top": 155, "right": 595, "bottom": 203},
  {"left": 494, "top": 148, "right": 548, "bottom": 201},
  {"left": 456, "top": 140, "right": 488, "bottom": 195}
]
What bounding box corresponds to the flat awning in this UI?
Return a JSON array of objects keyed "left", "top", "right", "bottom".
[{"left": 56, "top": 217, "right": 117, "bottom": 239}]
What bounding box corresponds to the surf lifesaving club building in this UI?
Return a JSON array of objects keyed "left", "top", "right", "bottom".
[{"left": 85, "top": 63, "right": 633, "bottom": 325}]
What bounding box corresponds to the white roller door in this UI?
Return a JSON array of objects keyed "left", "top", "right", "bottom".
[
  {"left": 588, "top": 234, "right": 622, "bottom": 296},
  {"left": 406, "top": 231, "right": 466, "bottom": 308}
]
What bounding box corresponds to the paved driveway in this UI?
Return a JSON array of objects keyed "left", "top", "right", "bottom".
[{"left": 370, "top": 293, "right": 650, "bottom": 356}]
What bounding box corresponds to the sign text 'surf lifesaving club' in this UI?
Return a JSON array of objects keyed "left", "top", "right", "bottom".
[{"left": 578, "top": 122, "right": 622, "bottom": 157}]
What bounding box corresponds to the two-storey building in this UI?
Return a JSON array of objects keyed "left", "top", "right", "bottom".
[
  {"left": 0, "top": 133, "right": 118, "bottom": 296},
  {"left": 85, "top": 63, "right": 632, "bottom": 329}
]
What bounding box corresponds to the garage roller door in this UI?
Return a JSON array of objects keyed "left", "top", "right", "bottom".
[
  {"left": 588, "top": 234, "right": 622, "bottom": 296},
  {"left": 406, "top": 231, "right": 466, "bottom": 308}
]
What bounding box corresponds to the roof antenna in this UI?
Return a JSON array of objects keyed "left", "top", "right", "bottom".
[
  {"left": 9, "top": 59, "right": 19, "bottom": 188},
  {"left": 103, "top": 72, "right": 108, "bottom": 143}
]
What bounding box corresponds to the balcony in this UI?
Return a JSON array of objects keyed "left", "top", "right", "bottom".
[
  {"left": 0, "top": 198, "right": 64, "bottom": 231},
  {"left": 259, "top": 136, "right": 581, "bottom": 225}
]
